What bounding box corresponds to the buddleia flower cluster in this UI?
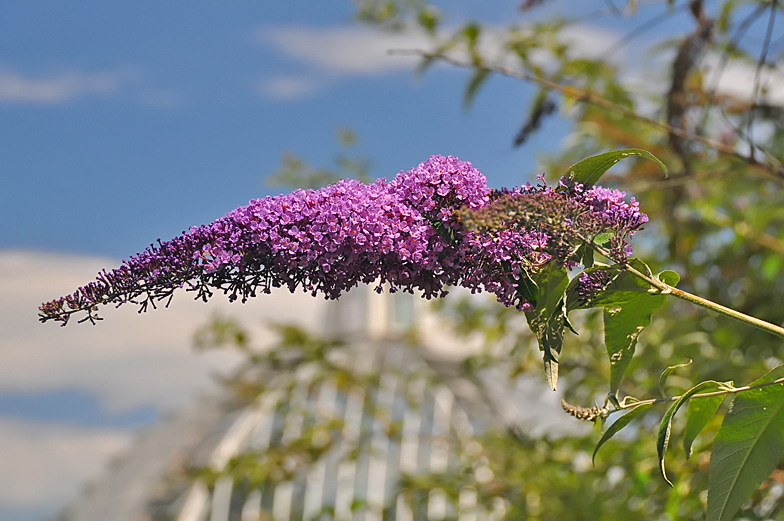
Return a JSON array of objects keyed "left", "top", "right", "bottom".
[{"left": 40, "top": 155, "right": 648, "bottom": 326}]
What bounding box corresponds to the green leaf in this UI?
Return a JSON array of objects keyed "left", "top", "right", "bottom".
[
  {"left": 515, "top": 269, "right": 540, "bottom": 307},
  {"left": 416, "top": 6, "right": 440, "bottom": 34},
  {"left": 462, "top": 22, "right": 480, "bottom": 45},
  {"left": 593, "top": 232, "right": 614, "bottom": 246},
  {"left": 589, "top": 260, "right": 670, "bottom": 396},
  {"left": 524, "top": 263, "right": 570, "bottom": 390},
  {"left": 593, "top": 403, "right": 653, "bottom": 464},
  {"left": 683, "top": 392, "right": 726, "bottom": 459},
  {"left": 657, "top": 270, "right": 680, "bottom": 287},
  {"left": 707, "top": 365, "right": 784, "bottom": 521},
  {"left": 575, "top": 243, "right": 595, "bottom": 269},
  {"left": 565, "top": 148, "right": 668, "bottom": 187},
  {"left": 463, "top": 68, "right": 490, "bottom": 111},
  {"left": 657, "top": 381, "right": 723, "bottom": 487},
  {"left": 658, "top": 359, "right": 693, "bottom": 397}
]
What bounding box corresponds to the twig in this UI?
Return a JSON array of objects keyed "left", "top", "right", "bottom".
[
  {"left": 389, "top": 49, "right": 784, "bottom": 182},
  {"left": 637, "top": 269, "right": 784, "bottom": 340},
  {"left": 603, "top": 2, "right": 689, "bottom": 59},
  {"left": 748, "top": 0, "right": 778, "bottom": 161},
  {"left": 701, "top": 3, "right": 767, "bottom": 125},
  {"left": 584, "top": 240, "right": 784, "bottom": 339}
]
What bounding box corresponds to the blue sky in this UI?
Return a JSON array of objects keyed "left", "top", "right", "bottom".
[
  {"left": 0, "top": 1, "right": 732, "bottom": 519},
  {"left": 0, "top": 1, "right": 575, "bottom": 259}
]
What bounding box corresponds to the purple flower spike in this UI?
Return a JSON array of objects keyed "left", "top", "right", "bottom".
[{"left": 39, "top": 156, "right": 648, "bottom": 326}]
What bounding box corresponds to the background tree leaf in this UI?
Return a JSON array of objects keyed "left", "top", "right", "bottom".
[
  {"left": 707, "top": 365, "right": 784, "bottom": 521},
  {"left": 524, "top": 263, "right": 570, "bottom": 390},
  {"left": 657, "top": 380, "right": 723, "bottom": 487},
  {"left": 564, "top": 148, "right": 668, "bottom": 187},
  {"left": 463, "top": 68, "right": 491, "bottom": 111},
  {"left": 593, "top": 403, "right": 654, "bottom": 464}
]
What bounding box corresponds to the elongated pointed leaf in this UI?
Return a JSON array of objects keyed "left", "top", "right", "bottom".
[
  {"left": 684, "top": 392, "right": 726, "bottom": 459},
  {"left": 463, "top": 68, "right": 490, "bottom": 111},
  {"left": 657, "top": 381, "right": 723, "bottom": 487},
  {"left": 593, "top": 403, "right": 653, "bottom": 464},
  {"left": 707, "top": 365, "right": 784, "bottom": 521},
  {"left": 565, "top": 148, "right": 668, "bottom": 187},
  {"left": 524, "top": 263, "right": 570, "bottom": 390},
  {"left": 575, "top": 243, "right": 594, "bottom": 269}
]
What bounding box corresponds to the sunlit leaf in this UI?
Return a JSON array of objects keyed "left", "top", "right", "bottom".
[
  {"left": 707, "top": 365, "right": 784, "bottom": 521},
  {"left": 593, "top": 232, "right": 613, "bottom": 246},
  {"left": 416, "top": 6, "right": 440, "bottom": 34},
  {"left": 462, "top": 22, "right": 480, "bottom": 44},
  {"left": 564, "top": 148, "right": 668, "bottom": 187},
  {"left": 593, "top": 402, "right": 653, "bottom": 464}
]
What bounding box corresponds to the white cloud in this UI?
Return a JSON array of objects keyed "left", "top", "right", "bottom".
[
  {"left": 254, "top": 23, "right": 624, "bottom": 101},
  {"left": 0, "top": 250, "right": 326, "bottom": 413},
  {"left": 258, "top": 25, "right": 429, "bottom": 76},
  {"left": 708, "top": 57, "right": 784, "bottom": 107},
  {"left": 0, "top": 67, "right": 183, "bottom": 107},
  {"left": 255, "top": 25, "right": 432, "bottom": 100},
  {"left": 0, "top": 418, "right": 130, "bottom": 509},
  {"left": 257, "top": 23, "right": 624, "bottom": 78},
  {"left": 0, "top": 69, "right": 134, "bottom": 104},
  {"left": 259, "top": 74, "right": 324, "bottom": 100},
  {"left": 559, "top": 24, "right": 627, "bottom": 61}
]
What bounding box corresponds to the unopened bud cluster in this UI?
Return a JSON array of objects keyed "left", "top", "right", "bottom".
[{"left": 458, "top": 175, "right": 648, "bottom": 266}]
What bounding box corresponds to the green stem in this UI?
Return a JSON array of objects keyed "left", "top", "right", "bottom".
[
  {"left": 611, "top": 376, "right": 784, "bottom": 415},
  {"left": 586, "top": 239, "right": 784, "bottom": 340},
  {"left": 622, "top": 263, "right": 784, "bottom": 340}
]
